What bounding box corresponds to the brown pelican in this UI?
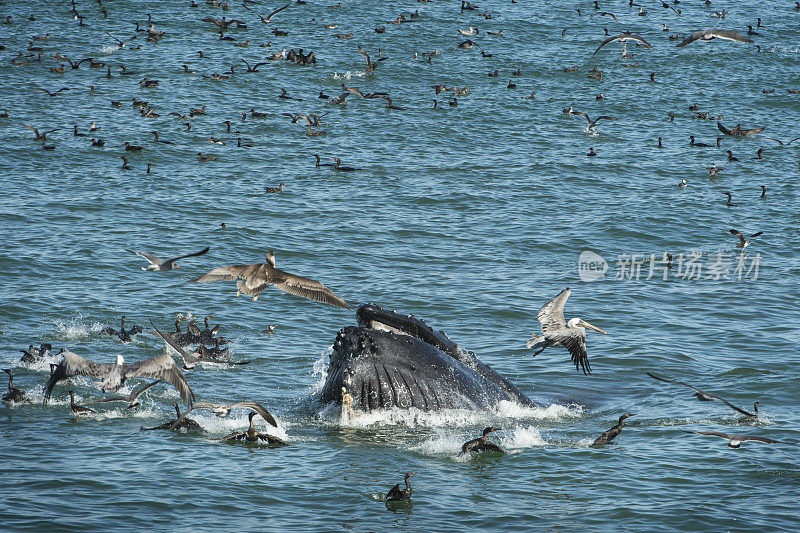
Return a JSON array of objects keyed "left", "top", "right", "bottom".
[
  {"left": 126, "top": 246, "right": 209, "bottom": 271},
  {"left": 386, "top": 473, "right": 415, "bottom": 501},
  {"left": 460, "top": 427, "right": 505, "bottom": 455},
  {"left": 89, "top": 380, "right": 162, "bottom": 409},
  {"left": 44, "top": 350, "right": 195, "bottom": 407},
  {"left": 677, "top": 29, "right": 753, "bottom": 47},
  {"left": 187, "top": 401, "right": 278, "bottom": 427},
  {"left": 213, "top": 411, "right": 287, "bottom": 445},
  {"left": 191, "top": 251, "right": 349, "bottom": 308},
  {"left": 69, "top": 390, "right": 95, "bottom": 414},
  {"left": 592, "top": 32, "right": 651, "bottom": 56},
  {"left": 3, "top": 369, "right": 25, "bottom": 403},
  {"left": 730, "top": 229, "right": 763, "bottom": 249},
  {"left": 647, "top": 372, "right": 758, "bottom": 417},
  {"left": 592, "top": 413, "right": 636, "bottom": 446},
  {"left": 682, "top": 430, "right": 781, "bottom": 448},
  {"left": 527, "top": 288, "right": 605, "bottom": 375},
  {"left": 141, "top": 403, "right": 203, "bottom": 432},
  {"left": 717, "top": 122, "right": 764, "bottom": 137}
]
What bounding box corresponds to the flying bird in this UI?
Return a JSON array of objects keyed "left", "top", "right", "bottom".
[
  {"left": 729, "top": 229, "right": 763, "bottom": 249},
  {"left": 126, "top": 246, "right": 209, "bottom": 271},
  {"left": 593, "top": 32, "right": 651, "bottom": 55},
  {"left": 762, "top": 136, "right": 800, "bottom": 146},
  {"left": 191, "top": 251, "right": 350, "bottom": 308},
  {"left": 44, "top": 350, "right": 195, "bottom": 407},
  {"left": 676, "top": 29, "right": 753, "bottom": 47},
  {"left": 38, "top": 87, "right": 71, "bottom": 97},
  {"left": 22, "top": 124, "right": 59, "bottom": 140},
  {"left": 89, "top": 380, "right": 162, "bottom": 409},
  {"left": 188, "top": 401, "right": 279, "bottom": 427},
  {"left": 717, "top": 122, "right": 764, "bottom": 136},
  {"left": 526, "top": 288, "right": 605, "bottom": 375},
  {"left": 647, "top": 372, "right": 758, "bottom": 417},
  {"left": 570, "top": 111, "right": 616, "bottom": 129},
  {"left": 244, "top": 3, "right": 289, "bottom": 23},
  {"left": 682, "top": 430, "right": 781, "bottom": 448}
]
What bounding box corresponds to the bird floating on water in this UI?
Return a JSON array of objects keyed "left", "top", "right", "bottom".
[
  {"left": 527, "top": 288, "right": 605, "bottom": 375},
  {"left": 460, "top": 427, "right": 505, "bottom": 455},
  {"left": 2, "top": 369, "right": 25, "bottom": 403},
  {"left": 592, "top": 413, "right": 636, "bottom": 446},
  {"left": 213, "top": 411, "right": 287, "bottom": 446},
  {"left": 386, "top": 473, "right": 415, "bottom": 501}
]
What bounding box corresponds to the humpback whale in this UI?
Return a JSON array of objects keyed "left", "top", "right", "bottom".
[{"left": 320, "top": 304, "right": 535, "bottom": 413}]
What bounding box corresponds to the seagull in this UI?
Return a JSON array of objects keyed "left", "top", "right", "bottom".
[
  {"left": 682, "top": 430, "right": 782, "bottom": 448},
  {"left": 88, "top": 380, "right": 162, "bottom": 409},
  {"left": 592, "top": 32, "right": 651, "bottom": 56},
  {"left": 592, "top": 413, "right": 636, "bottom": 446},
  {"left": 386, "top": 473, "right": 415, "bottom": 502},
  {"left": 191, "top": 251, "right": 349, "bottom": 308},
  {"left": 729, "top": 229, "right": 763, "bottom": 249},
  {"left": 676, "top": 29, "right": 753, "bottom": 47},
  {"left": 187, "top": 401, "right": 278, "bottom": 427},
  {"left": 44, "top": 350, "right": 195, "bottom": 407},
  {"left": 570, "top": 111, "right": 616, "bottom": 129},
  {"left": 213, "top": 411, "right": 287, "bottom": 445},
  {"left": 126, "top": 246, "right": 209, "bottom": 271},
  {"left": 647, "top": 372, "right": 758, "bottom": 417},
  {"left": 244, "top": 3, "right": 289, "bottom": 23},
  {"left": 526, "top": 288, "right": 605, "bottom": 375},
  {"left": 460, "top": 427, "right": 505, "bottom": 455},
  {"left": 717, "top": 122, "right": 764, "bottom": 136}
]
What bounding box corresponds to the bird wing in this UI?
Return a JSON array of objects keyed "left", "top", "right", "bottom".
[
  {"left": 594, "top": 116, "right": 615, "bottom": 124},
  {"left": 717, "top": 122, "right": 734, "bottom": 135},
  {"left": 265, "top": 3, "right": 290, "bottom": 21},
  {"left": 129, "top": 379, "right": 162, "bottom": 401},
  {"left": 230, "top": 401, "right": 279, "bottom": 427},
  {"left": 626, "top": 33, "right": 652, "bottom": 47},
  {"left": 709, "top": 29, "right": 753, "bottom": 43},
  {"left": 762, "top": 137, "right": 785, "bottom": 145},
  {"left": 124, "top": 352, "right": 195, "bottom": 406},
  {"left": 151, "top": 320, "right": 197, "bottom": 366},
  {"left": 127, "top": 249, "right": 162, "bottom": 265},
  {"left": 559, "top": 330, "right": 592, "bottom": 375},
  {"left": 592, "top": 34, "right": 621, "bottom": 55},
  {"left": 676, "top": 30, "right": 707, "bottom": 47},
  {"left": 739, "top": 126, "right": 765, "bottom": 136},
  {"left": 572, "top": 111, "right": 591, "bottom": 122},
  {"left": 750, "top": 231, "right": 763, "bottom": 239},
  {"left": 684, "top": 430, "right": 731, "bottom": 440},
  {"left": 646, "top": 372, "right": 718, "bottom": 398},
  {"left": 191, "top": 263, "right": 262, "bottom": 282},
  {"left": 742, "top": 435, "right": 782, "bottom": 444},
  {"left": 166, "top": 246, "right": 210, "bottom": 264},
  {"left": 270, "top": 267, "right": 350, "bottom": 309},
  {"left": 43, "top": 351, "right": 115, "bottom": 404},
  {"left": 537, "top": 288, "right": 570, "bottom": 334},
  {"left": 358, "top": 45, "right": 372, "bottom": 66},
  {"left": 786, "top": 138, "right": 800, "bottom": 145},
  {"left": 729, "top": 230, "right": 746, "bottom": 246},
  {"left": 714, "top": 395, "right": 757, "bottom": 417},
  {"left": 22, "top": 124, "right": 40, "bottom": 137},
  {"left": 213, "top": 431, "right": 245, "bottom": 442}
]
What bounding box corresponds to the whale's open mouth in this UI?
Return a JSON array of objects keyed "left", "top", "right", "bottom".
[{"left": 320, "top": 304, "right": 534, "bottom": 415}]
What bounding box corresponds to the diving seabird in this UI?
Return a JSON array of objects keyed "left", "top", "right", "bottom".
[
  {"left": 592, "top": 413, "right": 636, "bottom": 446},
  {"left": 89, "top": 380, "right": 162, "bottom": 409},
  {"left": 460, "top": 427, "right": 505, "bottom": 455},
  {"left": 682, "top": 430, "right": 781, "bottom": 448},
  {"left": 191, "top": 251, "right": 349, "bottom": 308},
  {"left": 527, "top": 288, "right": 606, "bottom": 375},
  {"left": 213, "top": 411, "right": 287, "bottom": 445},
  {"left": 676, "top": 29, "right": 753, "bottom": 47},
  {"left": 386, "top": 473, "right": 415, "bottom": 501},
  {"left": 3, "top": 369, "right": 25, "bottom": 403},
  {"left": 646, "top": 372, "right": 758, "bottom": 417},
  {"left": 44, "top": 350, "right": 195, "bottom": 407},
  {"left": 717, "top": 122, "right": 764, "bottom": 137},
  {"left": 592, "top": 32, "right": 651, "bottom": 56},
  {"left": 729, "top": 229, "right": 763, "bottom": 249},
  {"left": 126, "top": 246, "right": 209, "bottom": 271}
]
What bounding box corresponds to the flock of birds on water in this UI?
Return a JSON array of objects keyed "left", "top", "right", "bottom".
[{"left": 2, "top": 0, "right": 796, "bottom": 505}]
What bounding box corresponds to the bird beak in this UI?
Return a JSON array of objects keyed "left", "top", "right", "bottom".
[
  {"left": 175, "top": 265, "right": 180, "bottom": 268},
  {"left": 579, "top": 320, "right": 606, "bottom": 334}
]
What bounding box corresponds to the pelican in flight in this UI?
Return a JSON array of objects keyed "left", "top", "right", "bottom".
[
  {"left": 191, "top": 251, "right": 350, "bottom": 308},
  {"left": 682, "top": 430, "right": 781, "bottom": 448},
  {"left": 44, "top": 350, "right": 194, "bottom": 407},
  {"left": 126, "top": 246, "right": 209, "bottom": 271},
  {"left": 676, "top": 29, "right": 753, "bottom": 47},
  {"left": 527, "top": 288, "right": 605, "bottom": 374},
  {"left": 592, "top": 32, "right": 651, "bottom": 56},
  {"left": 647, "top": 372, "right": 758, "bottom": 417}
]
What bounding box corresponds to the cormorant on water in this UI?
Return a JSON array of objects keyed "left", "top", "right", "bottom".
[
  {"left": 213, "top": 411, "right": 287, "bottom": 445},
  {"left": 592, "top": 413, "right": 636, "bottom": 446},
  {"left": 460, "top": 427, "right": 506, "bottom": 455},
  {"left": 69, "top": 390, "right": 95, "bottom": 414},
  {"left": 3, "top": 369, "right": 25, "bottom": 403},
  {"left": 386, "top": 472, "right": 415, "bottom": 501}
]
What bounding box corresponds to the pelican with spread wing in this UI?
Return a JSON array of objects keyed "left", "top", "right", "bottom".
[{"left": 526, "top": 288, "right": 605, "bottom": 375}]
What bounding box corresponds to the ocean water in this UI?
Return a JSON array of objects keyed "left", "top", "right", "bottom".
[{"left": 1, "top": 0, "right": 799, "bottom": 530}]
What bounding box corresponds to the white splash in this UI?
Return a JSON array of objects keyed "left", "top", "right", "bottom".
[{"left": 53, "top": 315, "right": 104, "bottom": 340}]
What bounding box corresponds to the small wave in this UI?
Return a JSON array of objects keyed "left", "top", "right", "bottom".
[
  {"left": 53, "top": 315, "right": 104, "bottom": 340},
  {"left": 332, "top": 70, "right": 365, "bottom": 80},
  {"left": 100, "top": 45, "right": 119, "bottom": 54}
]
